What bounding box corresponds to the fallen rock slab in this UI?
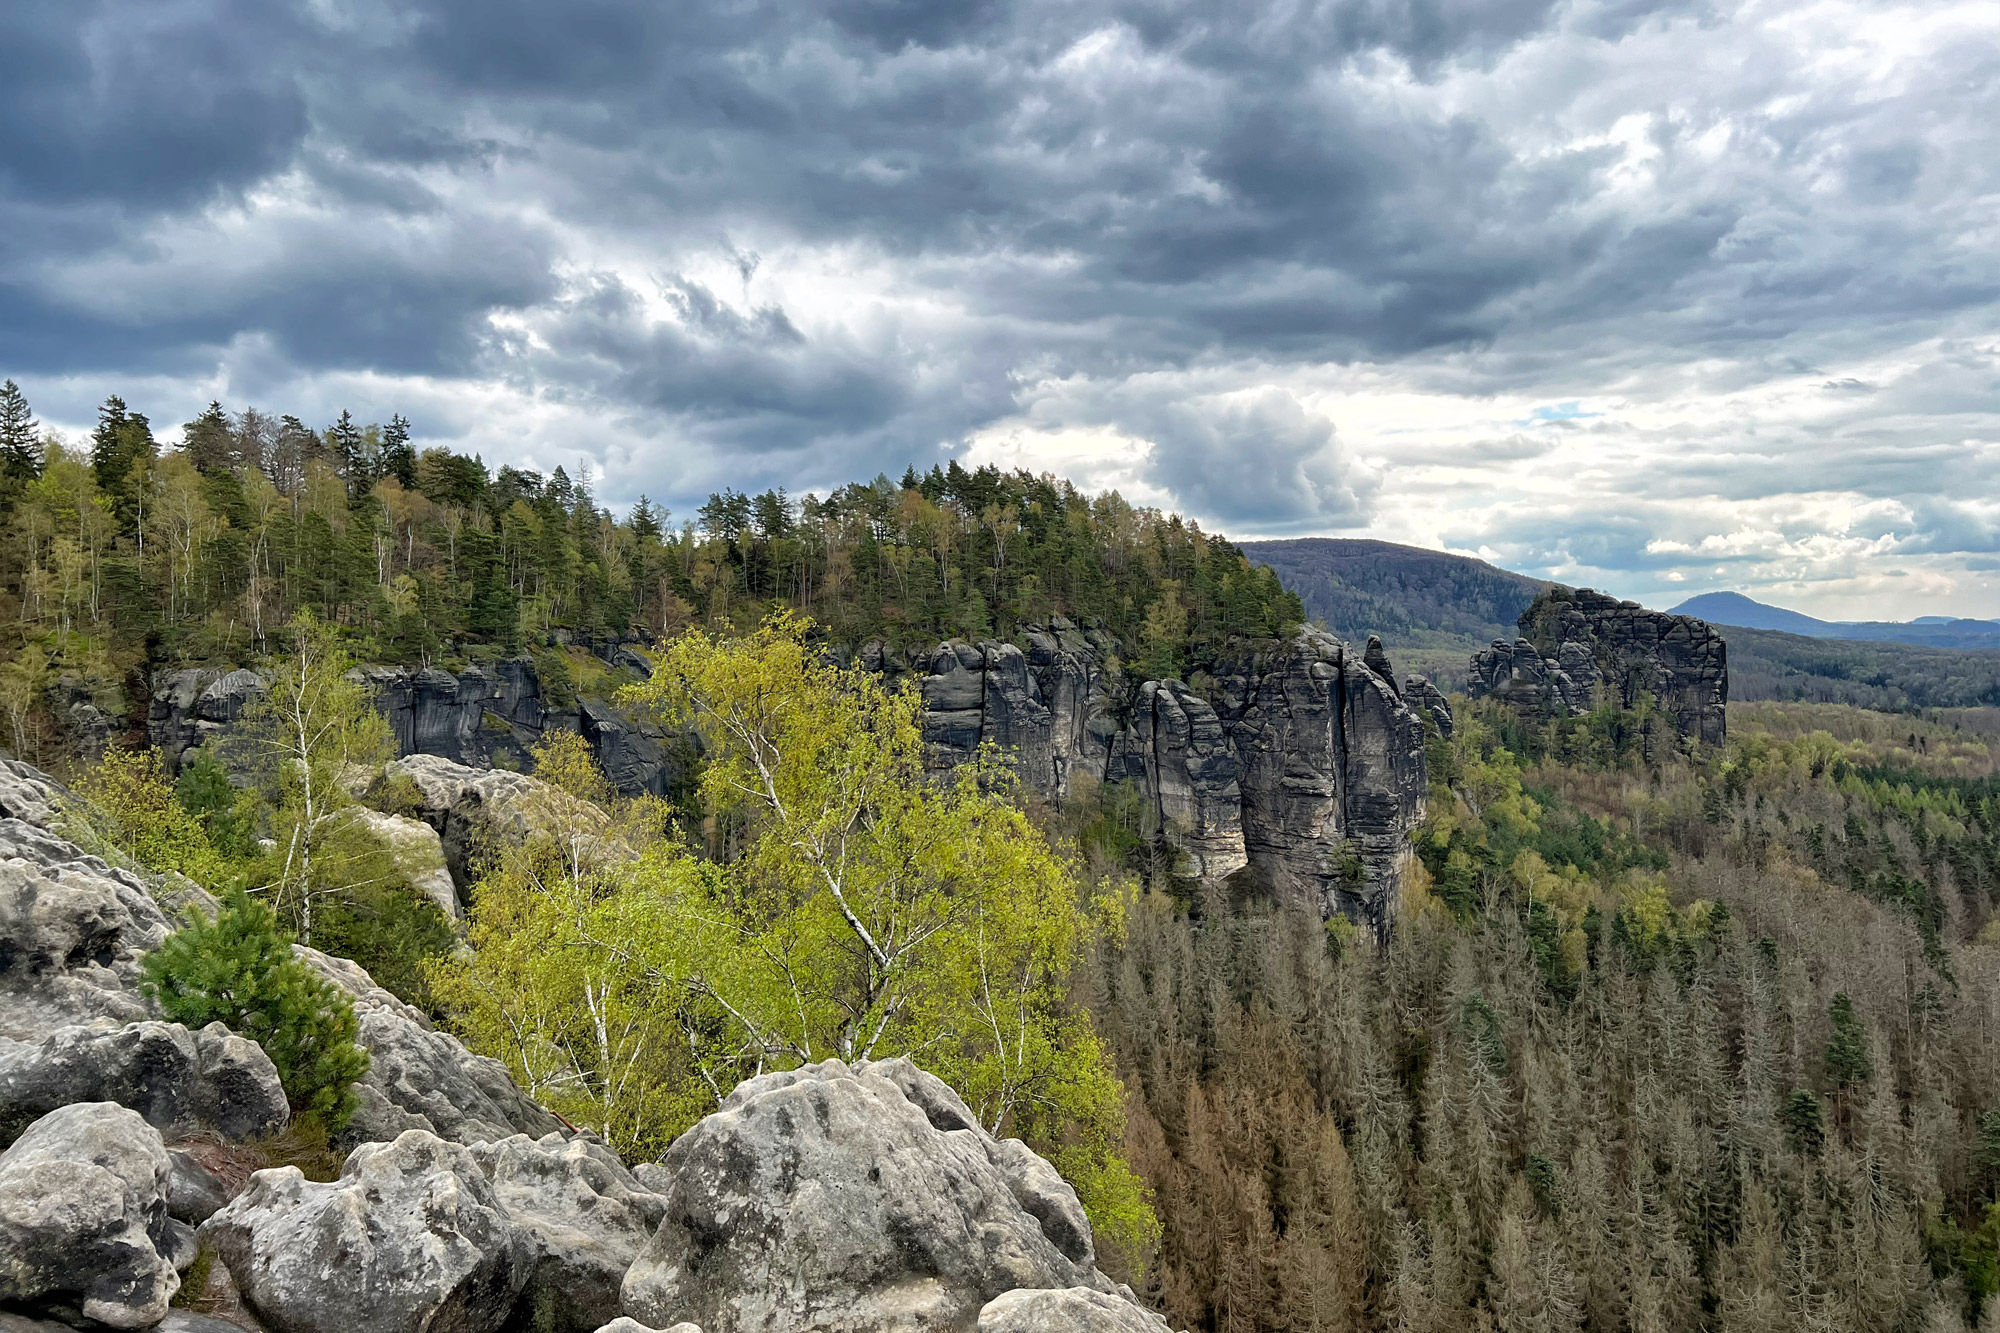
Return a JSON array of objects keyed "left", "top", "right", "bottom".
[{"left": 0, "top": 1102, "right": 182, "bottom": 1329}]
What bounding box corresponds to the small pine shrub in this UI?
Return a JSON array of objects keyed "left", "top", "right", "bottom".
[{"left": 141, "top": 888, "right": 371, "bottom": 1132}]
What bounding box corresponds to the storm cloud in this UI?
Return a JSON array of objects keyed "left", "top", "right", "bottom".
[{"left": 3, "top": 0, "right": 1995, "bottom": 617}]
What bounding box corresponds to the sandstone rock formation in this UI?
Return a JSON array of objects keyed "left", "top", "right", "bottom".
[
  {"left": 1402, "top": 674, "right": 1453, "bottom": 740},
  {"left": 294, "top": 944, "right": 564, "bottom": 1150},
  {"left": 0, "top": 1102, "right": 186, "bottom": 1329},
  {"left": 0, "top": 816, "right": 173, "bottom": 1042},
  {"left": 468, "top": 1132, "right": 671, "bottom": 1333},
  {"left": 0, "top": 1020, "right": 287, "bottom": 1149},
  {"left": 900, "top": 622, "right": 1426, "bottom": 932},
  {"left": 351, "top": 808, "right": 459, "bottom": 918},
  {"left": 1469, "top": 587, "right": 1728, "bottom": 745},
  {"left": 977, "top": 1287, "right": 1173, "bottom": 1333},
  {"left": 622, "top": 1058, "right": 1129, "bottom": 1333},
  {"left": 386, "top": 753, "right": 606, "bottom": 895},
  {"left": 150, "top": 645, "right": 676, "bottom": 798},
  {"left": 201, "top": 1129, "right": 535, "bottom": 1333}
]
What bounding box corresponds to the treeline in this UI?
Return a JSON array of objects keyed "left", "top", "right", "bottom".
[
  {"left": 0, "top": 383, "right": 1300, "bottom": 760},
  {"left": 1086, "top": 698, "right": 2000, "bottom": 1331}
]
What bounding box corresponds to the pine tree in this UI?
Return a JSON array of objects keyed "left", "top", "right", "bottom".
[
  {"left": 183, "top": 400, "right": 234, "bottom": 473},
  {"left": 0, "top": 380, "right": 41, "bottom": 481},
  {"left": 141, "top": 887, "right": 370, "bottom": 1130},
  {"left": 379, "top": 413, "right": 417, "bottom": 487}
]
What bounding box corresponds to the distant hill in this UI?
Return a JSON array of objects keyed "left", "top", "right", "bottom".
[
  {"left": 1238, "top": 545, "right": 2000, "bottom": 710},
  {"left": 1237, "top": 538, "right": 1551, "bottom": 687},
  {"left": 1728, "top": 626, "right": 2000, "bottom": 709},
  {"left": 1671, "top": 591, "right": 2000, "bottom": 651}
]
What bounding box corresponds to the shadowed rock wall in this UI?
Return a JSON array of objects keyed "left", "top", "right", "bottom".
[
  {"left": 888, "top": 620, "right": 1428, "bottom": 936},
  {"left": 1469, "top": 587, "right": 1728, "bottom": 745}
]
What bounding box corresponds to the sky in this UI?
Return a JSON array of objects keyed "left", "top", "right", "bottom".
[{"left": 3, "top": 0, "right": 1997, "bottom": 620}]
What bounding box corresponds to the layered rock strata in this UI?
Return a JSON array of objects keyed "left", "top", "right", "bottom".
[
  {"left": 897, "top": 621, "right": 1427, "bottom": 932},
  {"left": 1469, "top": 587, "right": 1728, "bottom": 745}
]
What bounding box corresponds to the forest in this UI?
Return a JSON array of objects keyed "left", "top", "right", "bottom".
[
  {"left": 19, "top": 380, "right": 2000, "bottom": 1331},
  {"left": 0, "top": 384, "right": 1299, "bottom": 765}
]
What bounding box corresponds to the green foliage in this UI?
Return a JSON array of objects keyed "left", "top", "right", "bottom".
[
  {"left": 1825, "top": 992, "right": 1873, "bottom": 1091},
  {"left": 67, "top": 746, "right": 241, "bottom": 890},
  {"left": 140, "top": 888, "right": 369, "bottom": 1131}
]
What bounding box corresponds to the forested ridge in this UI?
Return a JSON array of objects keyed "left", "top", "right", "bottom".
[{"left": 0, "top": 384, "right": 1299, "bottom": 764}]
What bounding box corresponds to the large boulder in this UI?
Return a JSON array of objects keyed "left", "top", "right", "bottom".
[
  {"left": 387, "top": 754, "right": 604, "bottom": 894},
  {"left": 0, "top": 1020, "right": 287, "bottom": 1149},
  {"left": 0, "top": 1102, "right": 185, "bottom": 1329},
  {"left": 621, "top": 1058, "right": 1118, "bottom": 1333},
  {"left": 201, "top": 1129, "right": 535, "bottom": 1333},
  {"left": 0, "top": 817, "right": 173, "bottom": 1042},
  {"left": 468, "top": 1132, "right": 669, "bottom": 1333},
  {"left": 351, "top": 808, "right": 459, "bottom": 919},
  {"left": 294, "top": 945, "right": 564, "bottom": 1149},
  {"left": 977, "top": 1288, "right": 1172, "bottom": 1333}
]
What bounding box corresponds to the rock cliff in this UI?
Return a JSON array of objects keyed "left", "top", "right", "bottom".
[
  {"left": 148, "top": 644, "right": 678, "bottom": 799},
  {"left": 893, "top": 621, "right": 1428, "bottom": 934},
  {"left": 1468, "top": 587, "right": 1728, "bottom": 745}
]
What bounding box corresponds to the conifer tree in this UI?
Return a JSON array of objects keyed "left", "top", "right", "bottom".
[
  {"left": 0, "top": 379, "right": 41, "bottom": 481},
  {"left": 141, "top": 887, "right": 369, "bottom": 1130}
]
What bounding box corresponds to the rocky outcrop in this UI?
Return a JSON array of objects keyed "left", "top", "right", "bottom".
[
  {"left": 1469, "top": 587, "right": 1728, "bottom": 745},
  {"left": 901, "top": 622, "right": 1425, "bottom": 932},
  {"left": 1210, "top": 630, "right": 1428, "bottom": 935},
  {"left": 468, "top": 1133, "right": 670, "bottom": 1333},
  {"left": 351, "top": 808, "right": 459, "bottom": 918},
  {"left": 0, "top": 1102, "right": 186, "bottom": 1329},
  {"left": 150, "top": 647, "right": 677, "bottom": 798},
  {"left": 622, "top": 1057, "right": 1132, "bottom": 1333},
  {"left": 1402, "top": 675, "right": 1452, "bottom": 740},
  {"left": 295, "top": 945, "right": 564, "bottom": 1151},
  {"left": 385, "top": 753, "right": 607, "bottom": 895},
  {"left": 977, "top": 1287, "right": 1172, "bottom": 1333},
  {"left": 0, "top": 816, "right": 173, "bottom": 1042},
  {"left": 201, "top": 1129, "right": 535, "bottom": 1333},
  {"left": 0, "top": 1020, "right": 288, "bottom": 1149}
]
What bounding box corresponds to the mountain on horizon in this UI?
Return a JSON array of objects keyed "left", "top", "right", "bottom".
[{"left": 1670, "top": 590, "right": 2000, "bottom": 650}]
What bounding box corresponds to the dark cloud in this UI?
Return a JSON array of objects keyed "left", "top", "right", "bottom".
[{"left": 0, "top": 0, "right": 1995, "bottom": 615}]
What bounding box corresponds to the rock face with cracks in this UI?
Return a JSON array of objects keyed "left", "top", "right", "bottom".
[
  {"left": 977, "top": 1287, "right": 1174, "bottom": 1333},
  {"left": 621, "top": 1057, "right": 1124, "bottom": 1333},
  {"left": 468, "top": 1132, "right": 670, "bottom": 1333},
  {"left": 890, "top": 621, "right": 1428, "bottom": 937},
  {"left": 0, "top": 1019, "right": 287, "bottom": 1149},
  {"left": 1469, "top": 587, "right": 1728, "bottom": 746},
  {"left": 0, "top": 1102, "right": 185, "bottom": 1330},
  {"left": 200, "top": 1129, "right": 535, "bottom": 1333}
]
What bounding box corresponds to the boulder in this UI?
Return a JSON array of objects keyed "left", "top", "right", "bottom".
[
  {"left": 0, "top": 817, "right": 173, "bottom": 1041},
  {"left": 0, "top": 1102, "right": 182, "bottom": 1329},
  {"left": 201, "top": 1129, "right": 535, "bottom": 1333},
  {"left": 352, "top": 807, "right": 459, "bottom": 918},
  {"left": 166, "top": 1148, "right": 230, "bottom": 1226},
  {"left": 295, "top": 945, "right": 564, "bottom": 1149},
  {"left": 0, "top": 1020, "right": 287, "bottom": 1149},
  {"left": 387, "top": 754, "right": 604, "bottom": 895},
  {"left": 467, "top": 1132, "right": 669, "bottom": 1333},
  {"left": 977, "top": 1288, "right": 1171, "bottom": 1333},
  {"left": 0, "top": 760, "right": 66, "bottom": 827},
  {"left": 592, "top": 1321, "right": 703, "bottom": 1333},
  {"left": 622, "top": 1058, "right": 1116, "bottom": 1333}
]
